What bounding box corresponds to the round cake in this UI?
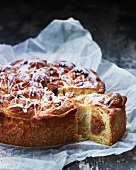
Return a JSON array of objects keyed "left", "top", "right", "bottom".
[{"left": 0, "top": 59, "right": 126, "bottom": 146}]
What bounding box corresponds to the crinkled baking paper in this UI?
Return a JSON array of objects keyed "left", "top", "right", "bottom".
[{"left": 0, "top": 18, "right": 135, "bottom": 170}]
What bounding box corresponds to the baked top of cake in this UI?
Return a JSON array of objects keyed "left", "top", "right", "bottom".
[
  {"left": 0, "top": 59, "right": 105, "bottom": 118},
  {"left": 74, "top": 92, "right": 127, "bottom": 110}
]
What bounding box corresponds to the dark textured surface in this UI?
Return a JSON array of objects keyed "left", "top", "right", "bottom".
[
  {"left": 0, "top": 0, "right": 136, "bottom": 74},
  {"left": 64, "top": 146, "right": 136, "bottom": 169},
  {"left": 0, "top": 1, "right": 136, "bottom": 169}
]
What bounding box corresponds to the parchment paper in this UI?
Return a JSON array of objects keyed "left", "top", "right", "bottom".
[{"left": 0, "top": 18, "right": 135, "bottom": 170}]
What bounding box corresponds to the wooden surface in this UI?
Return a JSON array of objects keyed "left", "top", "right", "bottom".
[
  {"left": 64, "top": 147, "right": 136, "bottom": 169},
  {"left": 0, "top": 0, "right": 136, "bottom": 169}
]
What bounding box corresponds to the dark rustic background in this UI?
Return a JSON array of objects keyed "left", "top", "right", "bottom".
[
  {"left": 0, "top": 0, "right": 136, "bottom": 72},
  {"left": 0, "top": 0, "right": 136, "bottom": 169}
]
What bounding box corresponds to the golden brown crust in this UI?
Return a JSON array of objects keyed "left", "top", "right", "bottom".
[
  {"left": 58, "top": 67, "right": 105, "bottom": 95},
  {"left": 0, "top": 59, "right": 126, "bottom": 147},
  {"left": 0, "top": 59, "right": 83, "bottom": 147},
  {"left": 0, "top": 107, "right": 78, "bottom": 147}
]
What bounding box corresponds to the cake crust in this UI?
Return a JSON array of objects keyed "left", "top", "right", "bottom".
[
  {"left": 75, "top": 93, "right": 127, "bottom": 145},
  {"left": 0, "top": 107, "right": 78, "bottom": 147},
  {"left": 0, "top": 59, "right": 126, "bottom": 147}
]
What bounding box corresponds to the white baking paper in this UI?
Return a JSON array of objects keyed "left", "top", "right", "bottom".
[{"left": 0, "top": 18, "right": 135, "bottom": 170}]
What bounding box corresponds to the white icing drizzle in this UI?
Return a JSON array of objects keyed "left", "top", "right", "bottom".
[
  {"left": 61, "top": 66, "right": 98, "bottom": 88},
  {"left": 31, "top": 68, "right": 47, "bottom": 82},
  {"left": 85, "top": 93, "right": 105, "bottom": 105},
  {"left": 7, "top": 97, "right": 40, "bottom": 114},
  {"left": 57, "top": 67, "right": 65, "bottom": 76},
  {"left": 84, "top": 93, "right": 118, "bottom": 108},
  {"left": 81, "top": 81, "right": 94, "bottom": 87},
  {"left": 0, "top": 64, "right": 13, "bottom": 72},
  {"left": 43, "top": 96, "right": 49, "bottom": 103},
  {"left": 104, "top": 97, "right": 111, "bottom": 105},
  {"left": 53, "top": 96, "right": 61, "bottom": 103},
  {"left": 17, "top": 64, "right": 30, "bottom": 74},
  {"left": 0, "top": 59, "right": 102, "bottom": 116},
  {"left": 0, "top": 59, "right": 46, "bottom": 115},
  {"left": 88, "top": 70, "right": 98, "bottom": 87}
]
